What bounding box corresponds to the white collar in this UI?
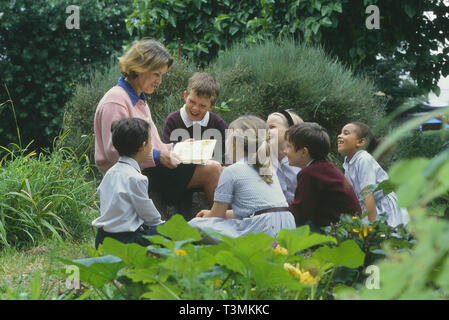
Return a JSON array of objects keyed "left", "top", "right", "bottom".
[
  {"left": 344, "top": 150, "right": 365, "bottom": 166},
  {"left": 118, "top": 156, "right": 141, "bottom": 173},
  {"left": 306, "top": 159, "right": 314, "bottom": 167},
  {"left": 180, "top": 104, "right": 210, "bottom": 128}
]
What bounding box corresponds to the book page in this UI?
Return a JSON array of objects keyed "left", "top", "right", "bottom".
[{"left": 172, "top": 139, "right": 217, "bottom": 165}]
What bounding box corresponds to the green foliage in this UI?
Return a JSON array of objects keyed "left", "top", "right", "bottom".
[
  {"left": 59, "top": 215, "right": 366, "bottom": 300},
  {"left": 0, "top": 138, "right": 98, "bottom": 248},
  {"left": 391, "top": 129, "right": 449, "bottom": 162},
  {"left": 0, "top": 0, "right": 133, "bottom": 149},
  {"left": 127, "top": 0, "right": 448, "bottom": 95},
  {"left": 335, "top": 108, "right": 449, "bottom": 300}
]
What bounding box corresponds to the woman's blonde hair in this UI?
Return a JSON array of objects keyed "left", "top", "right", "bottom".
[
  {"left": 118, "top": 39, "right": 173, "bottom": 79},
  {"left": 269, "top": 109, "right": 304, "bottom": 128},
  {"left": 226, "top": 115, "right": 273, "bottom": 184}
]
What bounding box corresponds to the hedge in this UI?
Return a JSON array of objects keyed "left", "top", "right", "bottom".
[{"left": 0, "top": 0, "right": 133, "bottom": 149}]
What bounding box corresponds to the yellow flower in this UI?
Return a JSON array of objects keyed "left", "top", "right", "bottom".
[
  {"left": 283, "top": 263, "right": 320, "bottom": 285},
  {"left": 274, "top": 244, "right": 288, "bottom": 255},
  {"left": 362, "top": 225, "right": 368, "bottom": 238},
  {"left": 213, "top": 279, "right": 222, "bottom": 288},
  {"left": 352, "top": 228, "right": 360, "bottom": 234},
  {"left": 351, "top": 216, "right": 358, "bottom": 220},
  {"left": 174, "top": 249, "right": 187, "bottom": 257}
]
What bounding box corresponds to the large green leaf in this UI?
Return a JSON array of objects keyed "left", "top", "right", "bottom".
[
  {"left": 277, "top": 226, "right": 337, "bottom": 254},
  {"left": 141, "top": 283, "right": 181, "bottom": 300},
  {"left": 215, "top": 250, "right": 247, "bottom": 275},
  {"left": 58, "top": 255, "right": 124, "bottom": 289},
  {"left": 101, "top": 237, "right": 154, "bottom": 269},
  {"left": 157, "top": 214, "right": 201, "bottom": 242},
  {"left": 311, "top": 240, "right": 365, "bottom": 268}
]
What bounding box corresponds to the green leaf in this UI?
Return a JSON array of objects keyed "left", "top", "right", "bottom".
[
  {"left": 277, "top": 226, "right": 337, "bottom": 254},
  {"left": 59, "top": 255, "right": 124, "bottom": 288},
  {"left": 321, "top": 17, "right": 332, "bottom": 27},
  {"left": 102, "top": 237, "right": 153, "bottom": 268},
  {"left": 157, "top": 214, "right": 201, "bottom": 242},
  {"left": 125, "top": 267, "right": 159, "bottom": 284},
  {"left": 215, "top": 250, "right": 247, "bottom": 275},
  {"left": 31, "top": 270, "right": 41, "bottom": 300},
  {"left": 311, "top": 240, "right": 365, "bottom": 268},
  {"left": 404, "top": 4, "right": 417, "bottom": 18},
  {"left": 141, "top": 283, "right": 181, "bottom": 300}
]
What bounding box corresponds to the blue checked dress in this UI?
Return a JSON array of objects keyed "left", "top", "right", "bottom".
[{"left": 188, "top": 158, "right": 296, "bottom": 238}]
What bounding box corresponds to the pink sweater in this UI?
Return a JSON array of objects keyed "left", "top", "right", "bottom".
[{"left": 94, "top": 86, "right": 172, "bottom": 174}]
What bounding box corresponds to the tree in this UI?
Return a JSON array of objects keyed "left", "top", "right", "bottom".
[
  {"left": 127, "top": 0, "right": 449, "bottom": 100},
  {"left": 0, "top": 0, "right": 133, "bottom": 149}
]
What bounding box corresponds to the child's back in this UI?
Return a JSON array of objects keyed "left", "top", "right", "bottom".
[
  {"left": 290, "top": 158, "right": 361, "bottom": 227},
  {"left": 93, "top": 157, "right": 162, "bottom": 233}
]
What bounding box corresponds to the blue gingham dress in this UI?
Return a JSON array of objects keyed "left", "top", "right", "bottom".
[
  {"left": 188, "top": 158, "right": 296, "bottom": 238},
  {"left": 343, "top": 150, "right": 409, "bottom": 227}
]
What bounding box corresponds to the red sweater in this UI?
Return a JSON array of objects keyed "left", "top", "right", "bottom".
[{"left": 288, "top": 159, "right": 362, "bottom": 227}]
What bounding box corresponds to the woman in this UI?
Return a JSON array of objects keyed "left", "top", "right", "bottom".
[
  {"left": 188, "top": 115, "right": 296, "bottom": 238},
  {"left": 94, "top": 39, "right": 222, "bottom": 217}
]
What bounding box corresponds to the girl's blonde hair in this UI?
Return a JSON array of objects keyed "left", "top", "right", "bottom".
[
  {"left": 118, "top": 39, "right": 173, "bottom": 79},
  {"left": 269, "top": 109, "right": 304, "bottom": 128},
  {"left": 226, "top": 115, "right": 273, "bottom": 184}
]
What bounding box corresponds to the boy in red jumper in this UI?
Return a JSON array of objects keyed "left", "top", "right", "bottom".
[{"left": 284, "top": 122, "right": 361, "bottom": 232}]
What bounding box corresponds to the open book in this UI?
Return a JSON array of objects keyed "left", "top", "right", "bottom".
[{"left": 172, "top": 139, "right": 217, "bottom": 165}]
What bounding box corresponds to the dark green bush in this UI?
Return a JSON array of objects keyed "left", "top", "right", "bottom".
[
  {"left": 391, "top": 129, "right": 449, "bottom": 161},
  {"left": 0, "top": 0, "right": 133, "bottom": 149}
]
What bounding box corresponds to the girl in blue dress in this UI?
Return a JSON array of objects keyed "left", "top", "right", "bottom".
[
  {"left": 337, "top": 122, "right": 409, "bottom": 227},
  {"left": 188, "top": 115, "right": 296, "bottom": 238}
]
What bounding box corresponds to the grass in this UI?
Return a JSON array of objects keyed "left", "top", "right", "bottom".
[{"left": 0, "top": 238, "right": 93, "bottom": 299}]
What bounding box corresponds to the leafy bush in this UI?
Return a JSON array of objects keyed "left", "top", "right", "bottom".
[
  {"left": 391, "top": 129, "right": 449, "bottom": 162},
  {"left": 0, "top": 0, "right": 133, "bottom": 149},
  {"left": 0, "top": 138, "right": 98, "bottom": 248},
  {"left": 59, "top": 215, "right": 366, "bottom": 300}
]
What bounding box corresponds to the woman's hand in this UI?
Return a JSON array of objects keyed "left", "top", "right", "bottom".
[{"left": 160, "top": 149, "right": 181, "bottom": 169}]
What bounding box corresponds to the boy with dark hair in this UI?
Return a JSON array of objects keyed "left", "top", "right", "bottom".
[
  {"left": 284, "top": 122, "right": 361, "bottom": 232},
  {"left": 92, "top": 117, "right": 164, "bottom": 248}
]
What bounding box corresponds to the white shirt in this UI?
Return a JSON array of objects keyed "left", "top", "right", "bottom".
[
  {"left": 271, "top": 155, "right": 301, "bottom": 203},
  {"left": 92, "top": 156, "right": 163, "bottom": 232},
  {"left": 180, "top": 104, "right": 210, "bottom": 128}
]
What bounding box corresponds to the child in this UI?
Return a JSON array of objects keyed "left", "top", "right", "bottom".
[
  {"left": 188, "top": 115, "right": 296, "bottom": 238},
  {"left": 337, "top": 122, "right": 409, "bottom": 227},
  {"left": 92, "top": 118, "right": 164, "bottom": 249},
  {"left": 285, "top": 122, "right": 362, "bottom": 231},
  {"left": 163, "top": 72, "right": 228, "bottom": 163},
  {"left": 267, "top": 109, "right": 303, "bottom": 203}
]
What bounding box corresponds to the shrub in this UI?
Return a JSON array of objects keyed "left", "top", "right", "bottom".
[
  {"left": 0, "top": 0, "right": 133, "bottom": 149},
  {"left": 0, "top": 139, "right": 98, "bottom": 248},
  {"left": 391, "top": 129, "right": 449, "bottom": 161}
]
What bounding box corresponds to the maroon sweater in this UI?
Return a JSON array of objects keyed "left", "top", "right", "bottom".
[
  {"left": 289, "top": 159, "right": 362, "bottom": 227},
  {"left": 163, "top": 110, "right": 228, "bottom": 163}
]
